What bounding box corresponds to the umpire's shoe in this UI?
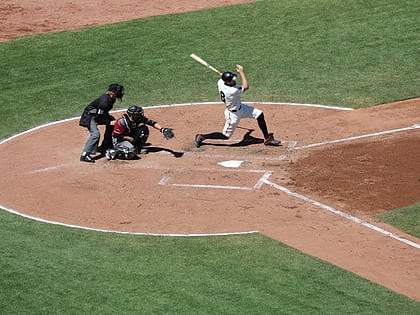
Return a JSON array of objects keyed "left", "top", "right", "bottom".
[{"left": 80, "top": 154, "right": 95, "bottom": 163}]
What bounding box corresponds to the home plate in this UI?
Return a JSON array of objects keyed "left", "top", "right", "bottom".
[{"left": 218, "top": 160, "right": 244, "bottom": 168}]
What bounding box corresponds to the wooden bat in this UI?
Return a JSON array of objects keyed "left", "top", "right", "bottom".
[{"left": 190, "top": 54, "right": 222, "bottom": 75}]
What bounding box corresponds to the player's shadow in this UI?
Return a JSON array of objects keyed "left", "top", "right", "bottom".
[
  {"left": 143, "top": 147, "right": 184, "bottom": 158},
  {"left": 93, "top": 152, "right": 142, "bottom": 160},
  {"left": 93, "top": 145, "right": 183, "bottom": 160},
  {"left": 93, "top": 153, "right": 107, "bottom": 160},
  {"left": 201, "top": 128, "right": 263, "bottom": 147}
]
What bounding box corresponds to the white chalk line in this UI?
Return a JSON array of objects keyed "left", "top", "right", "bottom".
[
  {"left": 192, "top": 140, "right": 297, "bottom": 161},
  {"left": 27, "top": 121, "right": 416, "bottom": 173},
  {"left": 295, "top": 124, "right": 420, "bottom": 150},
  {"left": 2, "top": 102, "right": 419, "bottom": 242},
  {"left": 278, "top": 140, "right": 297, "bottom": 160},
  {"left": 3, "top": 101, "right": 346, "bottom": 175},
  {"left": 247, "top": 101, "right": 354, "bottom": 111},
  {"left": 0, "top": 203, "right": 257, "bottom": 237},
  {"left": 255, "top": 171, "right": 273, "bottom": 189},
  {"left": 263, "top": 179, "right": 420, "bottom": 249},
  {"left": 0, "top": 101, "right": 351, "bottom": 145},
  {"left": 159, "top": 170, "right": 273, "bottom": 191},
  {"left": 22, "top": 151, "right": 420, "bottom": 248},
  {"left": 28, "top": 165, "right": 68, "bottom": 174}
]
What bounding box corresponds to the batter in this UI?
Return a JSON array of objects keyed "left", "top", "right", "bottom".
[{"left": 194, "top": 64, "right": 281, "bottom": 147}]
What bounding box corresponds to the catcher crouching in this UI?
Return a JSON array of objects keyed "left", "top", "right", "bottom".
[{"left": 105, "top": 105, "right": 174, "bottom": 160}]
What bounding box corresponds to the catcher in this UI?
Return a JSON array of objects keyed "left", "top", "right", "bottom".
[{"left": 105, "top": 105, "right": 174, "bottom": 160}]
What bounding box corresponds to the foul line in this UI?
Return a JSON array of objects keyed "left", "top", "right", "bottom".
[
  {"left": 295, "top": 124, "right": 420, "bottom": 150},
  {"left": 263, "top": 179, "right": 420, "bottom": 249}
]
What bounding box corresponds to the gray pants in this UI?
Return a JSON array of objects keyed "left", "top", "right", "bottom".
[{"left": 82, "top": 119, "right": 100, "bottom": 154}]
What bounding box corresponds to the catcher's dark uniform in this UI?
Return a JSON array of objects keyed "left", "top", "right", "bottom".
[{"left": 110, "top": 113, "right": 157, "bottom": 159}]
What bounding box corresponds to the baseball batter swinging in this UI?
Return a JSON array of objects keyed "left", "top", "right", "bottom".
[{"left": 194, "top": 64, "right": 281, "bottom": 147}]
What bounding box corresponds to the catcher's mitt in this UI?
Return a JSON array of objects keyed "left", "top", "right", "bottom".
[{"left": 161, "top": 127, "right": 174, "bottom": 140}]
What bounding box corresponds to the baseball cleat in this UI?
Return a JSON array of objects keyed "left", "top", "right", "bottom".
[
  {"left": 80, "top": 154, "right": 95, "bottom": 163},
  {"left": 264, "top": 133, "right": 281, "bottom": 146},
  {"left": 194, "top": 134, "right": 204, "bottom": 148}
]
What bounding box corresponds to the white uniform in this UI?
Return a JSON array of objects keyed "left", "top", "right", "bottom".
[{"left": 217, "top": 79, "right": 262, "bottom": 138}]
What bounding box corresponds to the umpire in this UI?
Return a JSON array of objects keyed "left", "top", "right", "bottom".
[{"left": 79, "top": 83, "right": 124, "bottom": 163}]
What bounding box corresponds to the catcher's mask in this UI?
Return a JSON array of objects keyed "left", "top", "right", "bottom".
[
  {"left": 108, "top": 83, "right": 124, "bottom": 99},
  {"left": 127, "top": 105, "right": 144, "bottom": 117},
  {"left": 221, "top": 72, "right": 237, "bottom": 83}
]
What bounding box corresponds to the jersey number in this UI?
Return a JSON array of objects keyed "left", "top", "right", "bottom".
[{"left": 220, "top": 91, "right": 226, "bottom": 103}]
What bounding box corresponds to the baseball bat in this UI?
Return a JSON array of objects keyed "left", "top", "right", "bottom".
[{"left": 190, "top": 54, "right": 222, "bottom": 75}]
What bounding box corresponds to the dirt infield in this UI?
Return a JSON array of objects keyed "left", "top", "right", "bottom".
[{"left": 1, "top": 0, "right": 419, "bottom": 301}]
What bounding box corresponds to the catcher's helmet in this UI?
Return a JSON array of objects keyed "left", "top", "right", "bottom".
[
  {"left": 221, "top": 72, "right": 237, "bottom": 83},
  {"left": 108, "top": 83, "right": 124, "bottom": 99},
  {"left": 127, "top": 105, "right": 144, "bottom": 116}
]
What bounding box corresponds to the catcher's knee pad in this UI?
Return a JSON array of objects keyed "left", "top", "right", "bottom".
[
  {"left": 138, "top": 125, "right": 149, "bottom": 144},
  {"left": 114, "top": 141, "right": 137, "bottom": 160},
  {"left": 116, "top": 149, "right": 136, "bottom": 160}
]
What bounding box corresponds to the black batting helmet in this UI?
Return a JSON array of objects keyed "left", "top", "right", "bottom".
[
  {"left": 108, "top": 83, "right": 124, "bottom": 99},
  {"left": 221, "top": 72, "right": 237, "bottom": 83},
  {"left": 127, "top": 105, "right": 144, "bottom": 116}
]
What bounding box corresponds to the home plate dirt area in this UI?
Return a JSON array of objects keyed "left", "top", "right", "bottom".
[{"left": 0, "top": 100, "right": 419, "bottom": 300}]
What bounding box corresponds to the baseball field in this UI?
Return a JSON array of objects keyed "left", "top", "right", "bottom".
[{"left": 1, "top": 0, "right": 419, "bottom": 313}]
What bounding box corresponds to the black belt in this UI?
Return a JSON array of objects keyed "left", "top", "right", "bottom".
[{"left": 230, "top": 106, "right": 241, "bottom": 112}]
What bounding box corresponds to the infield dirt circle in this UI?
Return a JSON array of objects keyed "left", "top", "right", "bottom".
[{"left": 1, "top": 0, "right": 419, "bottom": 301}]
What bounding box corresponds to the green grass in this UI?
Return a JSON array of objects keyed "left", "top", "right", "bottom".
[
  {"left": 377, "top": 203, "right": 420, "bottom": 238},
  {"left": 0, "top": 0, "right": 419, "bottom": 312},
  {"left": 1, "top": 211, "right": 419, "bottom": 314},
  {"left": 1, "top": 0, "right": 419, "bottom": 138}
]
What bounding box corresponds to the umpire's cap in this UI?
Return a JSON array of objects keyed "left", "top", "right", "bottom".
[{"left": 108, "top": 83, "right": 124, "bottom": 99}]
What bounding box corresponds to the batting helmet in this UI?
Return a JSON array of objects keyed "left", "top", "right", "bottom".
[
  {"left": 221, "top": 72, "right": 237, "bottom": 83},
  {"left": 127, "top": 105, "right": 144, "bottom": 116},
  {"left": 108, "top": 83, "right": 124, "bottom": 99}
]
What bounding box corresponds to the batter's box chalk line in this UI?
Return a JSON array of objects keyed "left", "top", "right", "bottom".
[{"left": 159, "top": 170, "right": 272, "bottom": 191}]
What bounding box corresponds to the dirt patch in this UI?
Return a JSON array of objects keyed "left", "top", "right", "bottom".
[
  {"left": 1, "top": 101, "right": 419, "bottom": 301},
  {"left": 1, "top": 0, "right": 419, "bottom": 302},
  {"left": 0, "top": 0, "right": 256, "bottom": 42}
]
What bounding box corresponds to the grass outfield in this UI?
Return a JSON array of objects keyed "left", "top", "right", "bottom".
[
  {"left": 377, "top": 203, "right": 420, "bottom": 239},
  {"left": 0, "top": 0, "right": 419, "bottom": 312},
  {"left": 1, "top": 210, "right": 419, "bottom": 314},
  {"left": 1, "top": 0, "right": 419, "bottom": 137}
]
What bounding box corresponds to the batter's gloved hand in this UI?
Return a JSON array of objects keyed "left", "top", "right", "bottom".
[{"left": 161, "top": 127, "right": 174, "bottom": 140}]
